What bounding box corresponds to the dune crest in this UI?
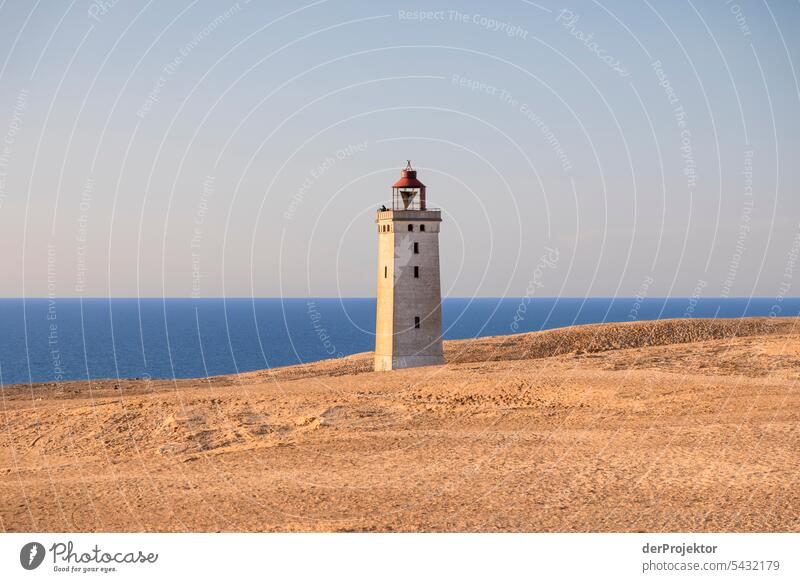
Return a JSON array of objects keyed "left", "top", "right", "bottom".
[{"left": 251, "top": 317, "right": 791, "bottom": 381}]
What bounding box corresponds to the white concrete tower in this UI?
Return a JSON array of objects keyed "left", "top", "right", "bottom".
[{"left": 374, "top": 161, "right": 444, "bottom": 371}]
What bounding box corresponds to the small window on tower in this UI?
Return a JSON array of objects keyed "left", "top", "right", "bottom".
[
  {"left": 414, "top": 316, "right": 420, "bottom": 329},
  {"left": 384, "top": 266, "right": 387, "bottom": 278},
  {"left": 414, "top": 266, "right": 419, "bottom": 278},
  {"left": 420, "top": 224, "right": 426, "bottom": 232},
  {"left": 413, "top": 242, "right": 419, "bottom": 254},
  {"left": 408, "top": 224, "right": 413, "bottom": 232}
]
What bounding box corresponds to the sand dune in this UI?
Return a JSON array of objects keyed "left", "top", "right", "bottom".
[{"left": 1, "top": 317, "right": 798, "bottom": 532}]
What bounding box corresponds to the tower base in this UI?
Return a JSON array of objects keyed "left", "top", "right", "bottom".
[{"left": 374, "top": 354, "right": 444, "bottom": 371}]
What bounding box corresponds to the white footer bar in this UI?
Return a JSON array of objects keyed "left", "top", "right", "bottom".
[{"left": 1, "top": 533, "right": 797, "bottom": 581}]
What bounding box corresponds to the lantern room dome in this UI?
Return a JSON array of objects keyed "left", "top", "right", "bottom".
[{"left": 392, "top": 161, "right": 425, "bottom": 189}]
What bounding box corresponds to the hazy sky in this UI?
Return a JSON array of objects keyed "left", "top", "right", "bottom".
[{"left": 0, "top": 0, "right": 798, "bottom": 298}]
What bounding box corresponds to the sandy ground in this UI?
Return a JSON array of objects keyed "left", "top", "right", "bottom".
[{"left": 1, "top": 317, "right": 799, "bottom": 532}]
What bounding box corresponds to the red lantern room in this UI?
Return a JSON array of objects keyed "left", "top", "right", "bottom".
[{"left": 392, "top": 160, "right": 426, "bottom": 210}]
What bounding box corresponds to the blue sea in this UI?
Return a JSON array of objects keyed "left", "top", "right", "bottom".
[{"left": 0, "top": 297, "right": 797, "bottom": 386}]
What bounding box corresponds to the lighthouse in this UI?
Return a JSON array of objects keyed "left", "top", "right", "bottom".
[{"left": 374, "top": 162, "right": 444, "bottom": 371}]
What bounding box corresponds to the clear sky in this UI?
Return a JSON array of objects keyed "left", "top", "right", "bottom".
[{"left": 0, "top": 0, "right": 798, "bottom": 298}]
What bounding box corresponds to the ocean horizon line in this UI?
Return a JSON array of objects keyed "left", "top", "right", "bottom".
[{"left": 1, "top": 296, "right": 797, "bottom": 301}]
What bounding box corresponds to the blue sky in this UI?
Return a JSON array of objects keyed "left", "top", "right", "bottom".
[{"left": 0, "top": 0, "right": 798, "bottom": 298}]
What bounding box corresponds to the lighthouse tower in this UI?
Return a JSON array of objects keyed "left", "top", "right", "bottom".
[{"left": 374, "top": 161, "right": 444, "bottom": 371}]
